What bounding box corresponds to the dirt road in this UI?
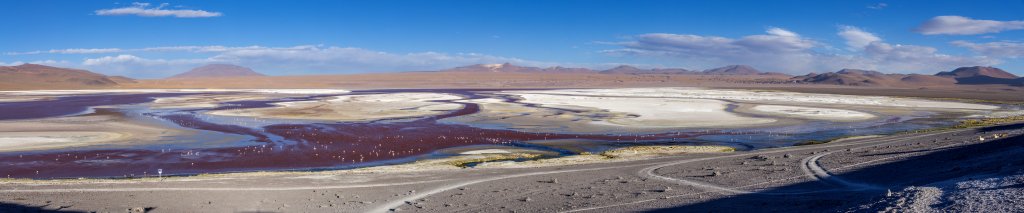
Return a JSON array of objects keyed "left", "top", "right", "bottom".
[{"left": 2, "top": 123, "right": 1022, "bottom": 212}]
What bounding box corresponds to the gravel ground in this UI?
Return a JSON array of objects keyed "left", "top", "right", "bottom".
[{"left": 1, "top": 123, "right": 1022, "bottom": 213}]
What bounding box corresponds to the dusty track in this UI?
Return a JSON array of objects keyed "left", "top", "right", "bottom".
[{"left": 1, "top": 126, "right": 1020, "bottom": 212}]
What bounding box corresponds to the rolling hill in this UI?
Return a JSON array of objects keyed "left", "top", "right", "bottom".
[
  {"left": 0, "top": 64, "right": 127, "bottom": 90},
  {"left": 169, "top": 64, "right": 266, "bottom": 79}
]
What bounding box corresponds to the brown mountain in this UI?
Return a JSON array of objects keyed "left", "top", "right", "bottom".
[
  {"left": 600, "top": 65, "right": 697, "bottom": 75},
  {"left": 899, "top": 74, "right": 957, "bottom": 86},
  {"left": 649, "top": 68, "right": 699, "bottom": 75},
  {"left": 541, "top": 66, "right": 596, "bottom": 73},
  {"left": 441, "top": 63, "right": 543, "bottom": 73},
  {"left": 792, "top": 67, "right": 1022, "bottom": 87},
  {"left": 599, "top": 65, "right": 646, "bottom": 74},
  {"left": 936, "top": 66, "right": 1019, "bottom": 79},
  {"left": 703, "top": 65, "right": 761, "bottom": 75},
  {"left": 108, "top": 76, "right": 138, "bottom": 84},
  {"left": 0, "top": 64, "right": 123, "bottom": 90},
  {"left": 169, "top": 64, "right": 265, "bottom": 79},
  {"left": 935, "top": 66, "right": 1023, "bottom": 86},
  {"left": 441, "top": 63, "right": 599, "bottom": 73},
  {"left": 794, "top": 68, "right": 925, "bottom": 87}
]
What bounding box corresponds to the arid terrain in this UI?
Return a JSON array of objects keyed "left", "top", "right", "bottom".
[
  {"left": 6, "top": 1, "right": 1024, "bottom": 212},
  {"left": 0, "top": 64, "right": 1022, "bottom": 213},
  {"left": 1, "top": 121, "right": 1021, "bottom": 212}
]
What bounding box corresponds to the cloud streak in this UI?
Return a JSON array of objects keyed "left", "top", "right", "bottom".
[
  {"left": 5, "top": 48, "right": 122, "bottom": 55},
  {"left": 95, "top": 2, "right": 222, "bottom": 18},
  {"left": 604, "top": 27, "right": 996, "bottom": 73},
  {"left": 952, "top": 40, "right": 1024, "bottom": 58},
  {"left": 7, "top": 45, "right": 558, "bottom": 78},
  {"left": 915, "top": 16, "right": 1024, "bottom": 35},
  {"left": 867, "top": 3, "right": 888, "bottom": 10}
]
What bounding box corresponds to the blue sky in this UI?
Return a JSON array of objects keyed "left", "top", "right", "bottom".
[{"left": 1, "top": 0, "right": 1023, "bottom": 78}]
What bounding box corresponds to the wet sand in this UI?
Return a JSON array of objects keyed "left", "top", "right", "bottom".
[
  {"left": 0, "top": 88, "right": 1014, "bottom": 179},
  {"left": 0, "top": 122, "right": 1020, "bottom": 212}
]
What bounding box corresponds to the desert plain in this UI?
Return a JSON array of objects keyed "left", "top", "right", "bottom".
[{"left": 0, "top": 71, "right": 1022, "bottom": 212}]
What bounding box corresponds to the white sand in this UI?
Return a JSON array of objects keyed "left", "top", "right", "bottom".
[
  {"left": 238, "top": 89, "right": 350, "bottom": 94},
  {"left": 209, "top": 92, "right": 463, "bottom": 121},
  {"left": 514, "top": 93, "right": 776, "bottom": 128},
  {"left": 520, "top": 88, "right": 997, "bottom": 111},
  {"left": 445, "top": 87, "right": 999, "bottom": 132},
  {"left": 0, "top": 89, "right": 350, "bottom": 95},
  {"left": 0, "top": 112, "right": 208, "bottom": 152},
  {"left": 151, "top": 94, "right": 271, "bottom": 109},
  {"left": 0, "top": 132, "right": 125, "bottom": 152},
  {"left": 750, "top": 105, "right": 876, "bottom": 121}
]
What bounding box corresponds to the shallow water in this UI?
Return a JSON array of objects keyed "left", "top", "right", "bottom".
[{"left": 0, "top": 89, "right": 982, "bottom": 179}]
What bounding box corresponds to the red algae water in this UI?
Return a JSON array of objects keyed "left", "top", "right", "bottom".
[
  {"left": 0, "top": 90, "right": 699, "bottom": 179},
  {"left": 0, "top": 89, "right": 948, "bottom": 179}
]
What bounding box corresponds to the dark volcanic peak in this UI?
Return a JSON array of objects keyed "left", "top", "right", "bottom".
[
  {"left": 0, "top": 63, "right": 119, "bottom": 87},
  {"left": 936, "top": 66, "right": 1019, "bottom": 79},
  {"left": 170, "top": 64, "right": 265, "bottom": 79},
  {"left": 703, "top": 65, "right": 760, "bottom": 75}
]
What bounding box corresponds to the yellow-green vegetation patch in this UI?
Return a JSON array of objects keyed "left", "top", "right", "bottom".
[
  {"left": 798, "top": 115, "right": 1024, "bottom": 147},
  {"left": 795, "top": 135, "right": 882, "bottom": 146},
  {"left": 445, "top": 153, "right": 543, "bottom": 168},
  {"left": 600, "top": 145, "right": 736, "bottom": 158},
  {"left": 954, "top": 115, "right": 1024, "bottom": 129}
]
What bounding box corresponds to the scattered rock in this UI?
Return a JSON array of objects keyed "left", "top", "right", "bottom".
[{"left": 126, "top": 207, "right": 153, "bottom": 213}]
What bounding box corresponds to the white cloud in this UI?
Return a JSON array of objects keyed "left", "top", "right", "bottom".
[
  {"left": 952, "top": 40, "right": 1024, "bottom": 58},
  {"left": 5, "top": 48, "right": 123, "bottom": 55},
  {"left": 867, "top": 3, "right": 888, "bottom": 10},
  {"left": 54, "top": 46, "right": 556, "bottom": 77},
  {"left": 605, "top": 27, "right": 995, "bottom": 73},
  {"left": 0, "top": 61, "right": 24, "bottom": 66},
  {"left": 95, "top": 2, "right": 222, "bottom": 18},
  {"left": 837, "top": 26, "right": 881, "bottom": 50},
  {"left": 611, "top": 28, "right": 815, "bottom": 56},
  {"left": 915, "top": 16, "right": 1024, "bottom": 35}
]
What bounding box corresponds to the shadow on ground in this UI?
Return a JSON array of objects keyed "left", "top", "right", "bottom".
[
  {"left": 0, "top": 202, "right": 85, "bottom": 213},
  {"left": 650, "top": 124, "right": 1024, "bottom": 212}
]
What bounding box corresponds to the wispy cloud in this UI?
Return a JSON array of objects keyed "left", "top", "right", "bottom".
[
  {"left": 836, "top": 26, "right": 881, "bottom": 50},
  {"left": 5, "top": 48, "right": 122, "bottom": 55},
  {"left": 603, "top": 27, "right": 996, "bottom": 73},
  {"left": 915, "top": 16, "right": 1024, "bottom": 35},
  {"left": 952, "top": 40, "right": 1024, "bottom": 58},
  {"left": 7, "top": 45, "right": 562, "bottom": 77},
  {"left": 95, "top": 2, "right": 222, "bottom": 18},
  {"left": 867, "top": 3, "right": 888, "bottom": 10}
]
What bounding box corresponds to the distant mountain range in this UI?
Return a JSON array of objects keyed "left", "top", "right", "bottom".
[
  {"left": 442, "top": 63, "right": 1022, "bottom": 87},
  {"left": 168, "top": 64, "right": 266, "bottom": 79},
  {"left": 442, "top": 63, "right": 787, "bottom": 76},
  {"left": 794, "top": 66, "right": 1023, "bottom": 87},
  {"left": 1, "top": 63, "right": 1020, "bottom": 90}
]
